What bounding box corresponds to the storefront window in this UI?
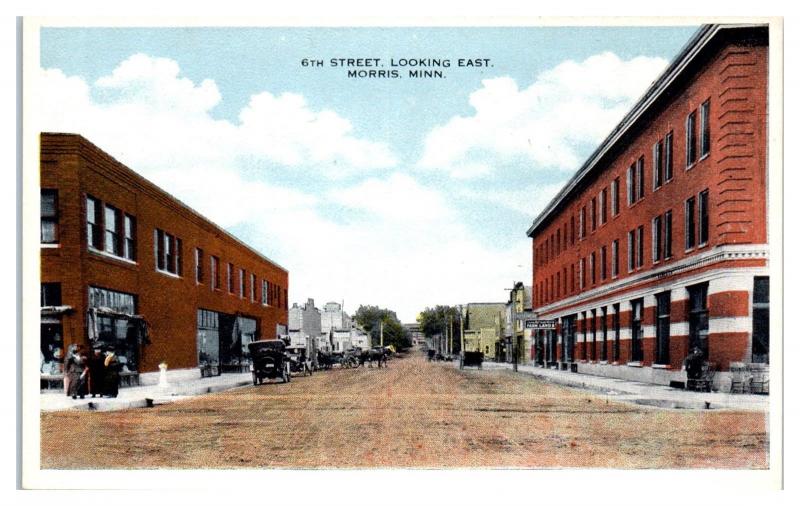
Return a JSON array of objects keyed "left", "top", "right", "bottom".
[
  {"left": 630, "top": 299, "right": 644, "bottom": 362},
  {"left": 688, "top": 283, "right": 709, "bottom": 359},
  {"left": 752, "top": 277, "right": 769, "bottom": 363},
  {"left": 88, "top": 286, "right": 139, "bottom": 371}
]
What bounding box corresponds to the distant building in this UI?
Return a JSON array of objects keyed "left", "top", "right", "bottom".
[
  {"left": 504, "top": 283, "right": 533, "bottom": 364},
  {"left": 321, "top": 301, "right": 352, "bottom": 335},
  {"left": 464, "top": 303, "right": 505, "bottom": 359},
  {"left": 527, "top": 24, "right": 770, "bottom": 391},
  {"left": 288, "top": 298, "right": 322, "bottom": 345}
]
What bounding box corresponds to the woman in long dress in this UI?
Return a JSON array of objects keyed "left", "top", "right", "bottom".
[
  {"left": 103, "top": 349, "right": 121, "bottom": 398},
  {"left": 64, "top": 347, "right": 87, "bottom": 399}
]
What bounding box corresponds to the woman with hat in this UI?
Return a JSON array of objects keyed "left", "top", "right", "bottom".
[{"left": 103, "top": 347, "right": 122, "bottom": 398}]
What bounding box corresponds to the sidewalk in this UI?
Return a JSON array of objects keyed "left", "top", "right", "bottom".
[
  {"left": 40, "top": 372, "right": 253, "bottom": 412},
  {"left": 469, "top": 361, "right": 769, "bottom": 412}
]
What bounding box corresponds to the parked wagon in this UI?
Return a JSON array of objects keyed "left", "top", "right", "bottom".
[
  {"left": 461, "top": 351, "right": 484, "bottom": 369},
  {"left": 248, "top": 340, "right": 291, "bottom": 384},
  {"left": 286, "top": 346, "right": 313, "bottom": 376}
]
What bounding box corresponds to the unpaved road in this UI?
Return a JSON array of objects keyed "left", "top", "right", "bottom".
[{"left": 41, "top": 352, "right": 768, "bottom": 469}]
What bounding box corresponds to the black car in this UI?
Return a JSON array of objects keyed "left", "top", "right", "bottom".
[{"left": 248, "top": 340, "right": 291, "bottom": 384}]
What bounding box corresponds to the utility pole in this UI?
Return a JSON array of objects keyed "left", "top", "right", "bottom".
[
  {"left": 506, "top": 282, "right": 519, "bottom": 372},
  {"left": 448, "top": 315, "right": 453, "bottom": 357},
  {"left": 459, "top": 305, "right": 465, "bottom": 369},
  {"left": 380, "top": 320, "right": 384, "bottom": 347}
]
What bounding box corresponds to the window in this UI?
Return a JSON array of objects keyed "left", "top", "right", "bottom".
[
  {"left": 556, "top": 229, "right": 561, "bottom": 255},
  {"left": 195, "top": 248, "right": 204, "bottom": 283},
  {"left": 688, "top": 283, "right": 709, "bottom": 359},
  {"left": 627, "top": 164, "right": 635, "bottom": 205},
  {"left": 104, "top": 205, "right": 121, "bottom": 256},
  {"left": 579, "top": 258, "right": 585, "bottom": 290},
  {"left": 155, "top": 229, "right": 182, "bottom": 275},
  {"left": 123, "top": 215, "right": 136, "bottom": 261},
  {"left": 41, "top": 190, "right": 58, "bottom": 244},
  {"left": 590, "top": 197, "right": 597, "bottom": 232},
  {"left": 664, "top": 211, "right": 673, "bottom": 259},
  {"left": 251, "top": 273, "right": 256, "bottom": 302},
  {"left": 636, "top": 225, "right": 644, "bottom": 268},
  {"left": 590, "top": 251, "right": 596, "bottom": 285},
  {"left": 579, "top": 207, "right": 586, "bottom": 239},
  {"left": 630, "top": 298, "right": 644, "bottom": 362},
  {"left": 685, "top": 196, "right": 696, "bottom": 249},
  {"left": 581, "top": 312, "right": 588, "bottom": 360},
  {"left": 570, "top": 216, "right": 575, "bottom": 245},
  {"left": 240, "top": 268, "right": 246, "bottom": 297},
  {"left": 41, "top": 282, "right": 62, "bottom": 307},
  {"left": 686, "top": 110, "right": 697, "bottom": 167},
  {"left": 653, "top": 140, "right": 663, "bottom": 189},
  {"left": 698, "top": 189, "right": 709, "bottom": 245},
  {"left": 752, "top": 276, "right": 769, "bottom": 363},
  {"left": 266, "top": 280, "right": 272, "bottom": 305},
  {"left": 611, "top": 178, "right": 619, "bottom": 216},
  {"left": 600, "top": 188, "right": 607, "bottom": 224},
  {"left": 700, "top": 100, "right": 711, "bottom": 157},
  {"left": 561, "top": 314, "right": 576, "bottom": 362},
  {"left": 655, "top": 291, "right": 671, "bottom": 365},
  {"left": 86, "top": 195, "right": 102, "bottom": 250},
  {"left": 590, "top": 309, "right": 597, "bottom": 361},
  {"left": 601, "top": 306, "right": 608, "bottom": 362},
  {"left": 262, "top": 280, "right": 268, "bottom": 304},
  {"left": 611, "top": 240, "right": 619, "bottom": 278},
  {"left": 636, "top": 156, "right": 645, "bottom": 202},
  {"left": 652, "top": 215, "right": 662, "bottom": 263},
  {"left": 570, "top": 263, "right": 575, "bottom": 293},
  {"left": 228, "top": 263, "right": 235, "bottom": 293},
  {"left": 664, "top": 131, "right": 674, "bottom": 181},
  {"left": 211, "top": 255, "right": 220, "bottom": 289},
  {"left": 556, "top": 271, "right": 560, "bottom": 297},
  {"left": 600, "top": 246, "right": 607, "bottom": 280},
  {"left": 627, "top": 230, "right": 635, "bottom": 272}
]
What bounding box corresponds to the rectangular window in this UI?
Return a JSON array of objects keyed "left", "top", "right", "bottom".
[
  {"left": 630, "top": 298, "right": 644, "bottom": 362},
  {"left": 590, "top": 309, "right": 597, "bottom": 361},
  {"left": 570, "top": 263, "right": 575, "bottom": 293},
  {"left": 41, "top": 189, "right": 59, "bottom": 244},
  {"left": 266, "top": 280, "right": 272, "bottom": 305},
  {"left": 164, "top": 233, "right": 173, "bottom": 272},
  {"left": 653, "top": 140, "right": 663, "bottom": 189},
  {"left": 611, "top": 178, "right": 620, "bottom": 216},
  {"left": 41, "top": 282, "right": 62, "bottom": 307},
  {"left": 228, "top": 263, "right": 235, "bottom": 293},
  {"left": 261, "top": 280, "right": 268, "bottom": 304},
  {"left": 664, "top": 211, "right": 673, "bottom": 259},
  {"left": 664, "top": 131, "right": 674, "bottom": 181},
  {"left": 86, "top": 195, "right": 103, "bottom": 250},
  {"left": 590, "top": 197, "right": 597, "bottom": 232},
  {"left": 239, "top": 268, "right": 246, "bottom": 297},
  {"left": 655, "top": 291, "right": 671, "bottom": 365},
  {"left": 688, "top": 282, "right": 709, "bottom": 358},
  {"left": 700, "top": 100, "right": 711, "bottom": 157},
  {"left": 752, "top": 276, "right": 769, "bottom": 363},
  {"left": 686, "top": 110, "right": 697, "bottom": 167},
  {"left": 627, "top": 164, "right": 635, "bottom": 205},
  {"left": 123, "top": 215, "right": 136, "bottom": 261},
  {"left": 579, "top": 207, "right": 586, "bottom": 239},
  {"left": 627, "top": 230, "right": 635, "bottom": 272},
  {"left": 556, "top": 271, "right": 560, "bottom": 297},
  {"left": 579, "top": 258, "right": 585, "bottom": 290},
  {"left": 636, "top": 156, "right": 645, "bottom": 201},
  {"left": 611, "top": 239, "right": 619, "bottom": 278},
  {"left": 636, "top": 225, "right": 644, "bottom": 268},
  {"left": 175, "top": 238, "right": 182, "bottom": 276},
  {"left": 211, "top": 255, "right": 220, "bottom": 289},
  {"left": 685, "top": 197, "right": 696, "bottom": 249},
  {"left": 556, "top": 229, "right": 561, "bottom": 255},
  {"left": 251, "top": 273, "right": 257, "bottom": 301},
  {"left": 612, "top": 303, "right": 621, "bottom": 363},
  {"left": 600, "top": 188, "right": 607, "bottom": 224},
  {"left": 104, "top": 205, "right": 121, "bottom": 255},
  {"left": 600, "top": 246, "right": 607, "bottom": 281},
  {"left": 570, "top": 216, "right": 575, "bottom": 245},
  {"left": 698, "top": 189, "right": 709, "bottom": 245},
  {"left": 155, "top": 229, "right": 181, "bottom": 275},
  {"left": 652, "top": 215, "right": 662, "bottom": 262},
  {"left": 195, "top": 248, "right": 204, "bottom": 283},
  {"left": 590, "top": 252, "right": 596, "bottom": 285}
]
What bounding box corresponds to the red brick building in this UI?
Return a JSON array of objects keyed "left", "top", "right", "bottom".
[
  {"left": 40, "top": 133, "right": 289, "bottom": 385},
  {"left": 526, "top": 24, "right": 770, "bottom": 390}
]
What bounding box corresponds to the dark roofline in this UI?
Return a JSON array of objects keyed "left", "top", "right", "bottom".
[
  {"left": 41, "top": 132, "right": 288, "bottom": 273},
  {"left": 526, "top": 23, "right": 768, "bottom": 238}
]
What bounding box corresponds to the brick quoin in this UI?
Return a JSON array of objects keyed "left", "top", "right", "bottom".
[
  {"left": 527, "top": 25, "right": 770, "bottom": 385},
  {"left": 40, "top": 133, "right": 289, "bottom": 374}
]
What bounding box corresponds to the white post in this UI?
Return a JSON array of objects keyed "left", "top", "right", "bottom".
[{"left": 158, "top": 362, "right": 169, "bottom": 388}]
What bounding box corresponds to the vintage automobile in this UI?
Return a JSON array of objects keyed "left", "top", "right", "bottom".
[{"left": 248, "top": 340, "right": 291, "bottom": 384}]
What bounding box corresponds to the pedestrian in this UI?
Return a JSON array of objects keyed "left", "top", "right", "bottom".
[
  {"left": 88, "top": 347, "right": 105, "bottom": 398},
  {"left": 103, "top": 347, "right": 122, "bottom": 398},
  {"left": 64, "top": 345, "right": 88, "bottom": 399}
]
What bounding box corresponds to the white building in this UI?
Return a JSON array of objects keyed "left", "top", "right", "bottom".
[{"left": 321, "top": 301, "right": 352, "bottom": 335}]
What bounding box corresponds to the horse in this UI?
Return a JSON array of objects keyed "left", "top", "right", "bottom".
[{"left": 360, "top": 346, "right": 388, "bottom": 368}]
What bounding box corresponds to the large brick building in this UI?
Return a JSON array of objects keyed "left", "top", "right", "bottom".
[
  {"left": 526, "top": 24, "right": 770, "bottom": 390},
  {"left": 40, "top": 133, "right": 289, "bottom": 385}
]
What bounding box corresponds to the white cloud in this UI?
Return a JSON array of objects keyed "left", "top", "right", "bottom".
[
  {"left": 418, "top": 52, "right": 669, "bottom": 178},
  {"left": 460, "top": 181, "right": 566, "bottom": 218}
]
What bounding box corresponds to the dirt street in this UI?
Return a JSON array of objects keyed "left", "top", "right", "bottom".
[{"left": 40, "top": 352, "right": 768, "bottom": 469}]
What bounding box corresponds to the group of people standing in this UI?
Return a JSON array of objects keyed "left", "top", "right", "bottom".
[{"left": 63, "top": 345, "right": 122, "bottom": 399}]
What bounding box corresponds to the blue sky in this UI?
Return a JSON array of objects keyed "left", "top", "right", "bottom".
[{"left": 38, "top": 25, "right": 698, "bottom": 321}]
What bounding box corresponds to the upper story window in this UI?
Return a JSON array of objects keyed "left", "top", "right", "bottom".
[
  {"left": 599, "top": 188, "right": 607, "bottom": 225},
  {"left": 104, "top": 205, "right": 121, "bottom": 256},
  {"left": 653, "top": 140, "right": 663, "bottom": 190},
  {"left": 41, "top": 282, "right": 62, "bottom": 307},
  {"left": 686, "top": 110, "right": 697, "bottom": 167},
  {"left": 664, "top": 210, "right": 673, "bottom": 259},
  {"left": 155, "top": 228, "right": 182, "bottom": 276},
  {"left": 240, "top": 268, "right": 246, "bottom": 297},
  {"left": 570, "top": 215, "right": 576, "bottom": 245},
  {"left": 636, "top": 225, "right": 644, "bottom": 269},
  {"left": 636, "top": 156, "right": 645, "bottom": 201},
  {"left": 652, "top": 215, "right": 662, "bottom": 263},
  {"left": 261, "top": 280, "right": 268, "bottom": 305},
  {"left": 611, "top": 239, "right": 619, "bottom": 278},
  {"left": 210, "top": 255, "right": 220, "bottom": 289},
  {"left": 123, "top": 215, "right": 136, "bottom": 261},
  {"left": 611, "top": 178, "right": 619, "bottom": 216},
  {"left": 227, "top": 263, "right": 235, "bottom": 293},
  {"left": 579, "top": 206, "right": 586, "bottom": 239},
  {"left": 195, "top": 248, "right": 204, "bottom": 283},
  {"left": 664, "top": 131, "right": 674, "bottom": 181},
  {"left": 627, "top": 229, "right": 635, "bottom": 272},
  {"left": 251, "top": 273, "right": 257, "bottom": 302},
  {"left": 590, "top": 197, "right": 597, "bottom": 232},
  {"left": 700, "top": 100, "right": 711, "bottom": 158},
  {"left": 41, "top": 189, "right": 59, "bottom": 244},
  {"left": 265, "top": 280, "right": 272, "bottom": 305},
  {"left": 698, "top": 189, "right": 709, "bottom": 246},
  {"left": 685, "top": 196, "right": 696, "bottom": 250},
  {"left": 86, "top": 195, "right": 102, "bottom": 250}
]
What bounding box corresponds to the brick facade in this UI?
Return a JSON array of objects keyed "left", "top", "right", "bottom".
[
  {"left": 40, "top": 133, "right": 289, "bottom": 376},
  {"left": 526, "top": 25, "right": 770, "bottom": 388}
]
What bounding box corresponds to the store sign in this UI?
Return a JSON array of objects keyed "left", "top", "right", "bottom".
[{"left": 525, "top": 319, "right": 557, "bottom": 330}]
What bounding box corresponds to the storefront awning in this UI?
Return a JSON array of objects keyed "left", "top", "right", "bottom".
[{"left": 40, "top": 305, "right": 74, "bottom": 316}]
